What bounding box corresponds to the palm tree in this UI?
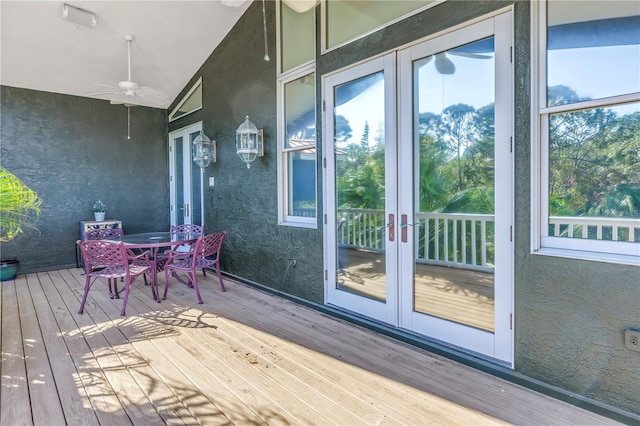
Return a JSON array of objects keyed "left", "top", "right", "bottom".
[{"left": 0, "top": 167, "right": 41, "bottom": 242}]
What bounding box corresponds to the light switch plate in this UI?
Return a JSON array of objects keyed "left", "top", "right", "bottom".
[{"left": 208, "top": 177, "right": 215, "bottom": 187}]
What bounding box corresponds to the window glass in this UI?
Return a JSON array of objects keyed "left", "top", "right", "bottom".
[
  {"left": 548, "top": 102, "right": 640, "bottom": 242},
  {"left": 281, "top": 1, "right": 315, "bottom": 73},
  {"left": 285, "top": 74, "right": 316, "bottom": 148},
  {"left": 537, "top": 1, "right": 640, "bottom": 261},
  {"left": 325, "top": 0, "right": 437, "bottom": 50},
  {"left": 169, "top": 80, "right": 202, "bottom": 121},
  {"left": 283, "top": 72, "right": 316, "bottom": 220},
  {"left": 288, "top": 148, "right": 316, "bottom": 217},
  {"left": 547, "top": 1, "right": 640, "bottom": 106}
]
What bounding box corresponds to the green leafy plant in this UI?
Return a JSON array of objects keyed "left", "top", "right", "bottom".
[
  {"left": 93, "top": 200, "right": 106, "bottom": 213},
  {"left": 0, "top": 167, "right": 41, "bottom": 242}
]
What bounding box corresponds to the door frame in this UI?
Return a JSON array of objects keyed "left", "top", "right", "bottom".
[
  {"left": 397, "top": 10, "right": 514, "bottom": 363},
  {"left": 169, "top": 122, "right": 205, "bottom": 227},
  {"left": 323, "top": 9, "right": 514, "bottom": 364},
  {"left": 323, "top": 53, "right": 398, "bottom": 325}
]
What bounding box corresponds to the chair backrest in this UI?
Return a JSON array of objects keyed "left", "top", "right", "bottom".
[
  {"left": 84, "top": 227, "right": 124, "bottom": 241},
  {"left": 198, "top": 231, "right": 226, "bottom": 259},
  {"left": 170, "top": 224, "right": 204, "bottom": 235},
  {"left": 77, "top": 240, "right": 127, "bottom": 271}
]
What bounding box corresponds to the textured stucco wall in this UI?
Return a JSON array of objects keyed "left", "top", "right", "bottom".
[
  {"left": 169, "top": 1, "right": 325, "bottom": 303},
  {"left": 3, "top": 0, "right": 636, "bottom": 417},
  {"left": 0, "top": 86, "right": 170, "bottom": 272}
]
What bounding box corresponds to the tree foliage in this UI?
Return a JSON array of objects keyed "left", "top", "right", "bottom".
[
  {"left": 0, "top": 167, "right": 41, "bottom": 242},
  {"left": 335, "top": 86, "right": 639, "bottom": 219}
]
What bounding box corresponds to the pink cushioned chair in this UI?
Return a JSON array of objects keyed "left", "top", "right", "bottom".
[
  {"left": 163, "top": 231, "right": 227, "bottom": 304},
  {"left": 77, "top": 239, "right": 150, "bottom": 316}
]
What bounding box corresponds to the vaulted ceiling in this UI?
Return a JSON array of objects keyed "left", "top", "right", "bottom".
[{"left": 0, "top": 1, "right": 252, "bottom": 109}]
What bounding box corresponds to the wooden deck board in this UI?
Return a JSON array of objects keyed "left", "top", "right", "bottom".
[{"left": 0, "top": 267, "right": 622, "bottom": 425}]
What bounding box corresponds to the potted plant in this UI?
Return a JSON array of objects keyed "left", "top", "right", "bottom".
[
  {"left": 0, "top": 167, "right": 42, "bottom": 281},
  {"left": 93, "top": 200, "right": 106, "bottom": 221}
]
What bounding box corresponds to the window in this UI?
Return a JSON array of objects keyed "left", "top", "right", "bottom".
[
  {"left": 169, "top": 78, "right": 202, "bottom": 122},
  {"left": 278, "top": 3, "right": 317, "bottom": 226},
  {"left": 280, "top": 1, "right": 315, "bottom": 73},
  {"left": 533, "top": 1, "right": 640, "bottom": 264},
  {"left": 279, "top": 67, "right": 317, "bottom": 225},
  {"left": 322, "top": 0, "right": 441, "bottom": 52}
]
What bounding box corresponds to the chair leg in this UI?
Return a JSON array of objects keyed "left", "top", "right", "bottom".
[
  {"left": 202, "top": 268, "right": 207, "bottom": 277},
  {"left": 120, "top": 279, "right": 133, "bottom": 316},
  {"left": 191, "top": 272, "right": 203, "bottom": 304},
  {"left": 78, "top": 276, "right": 92, "bottom": 314},
  {"left": 215, "top": 265, "right": 226, "bottom": 292},
  {"left": 163, "top": 268, "right": 170, "bottom": 300}
]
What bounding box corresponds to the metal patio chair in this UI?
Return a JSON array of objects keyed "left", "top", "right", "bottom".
[
  {"left": 163, "top": 231, "right": 227, "bottom": 304},
  {"left": 83, "top": 227, "right": 125, "bottom": 297},
  {"left": 77, "top": 239, "right": 150, "bottom": 316}
]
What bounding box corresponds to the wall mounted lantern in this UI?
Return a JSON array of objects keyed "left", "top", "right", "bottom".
[
  {"left": 235, "top": 116, "right": 263, "bottom": 169},
  {"left": 193, "top": 131, "right": 216, "bottom": 169}
]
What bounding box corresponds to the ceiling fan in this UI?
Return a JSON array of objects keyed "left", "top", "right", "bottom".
[
  {"left": 425, "top": 51, "right": 492, "bottom": 75},
  {"left": 89, "top": 34, "right": 169, "bottom": 108}
]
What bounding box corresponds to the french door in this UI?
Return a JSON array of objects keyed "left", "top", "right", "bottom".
[
  {"left": 324, "top": 11, "right": 514, "bottom": 363},
  {"left": 169, "top": 123, "right": 204, "bottom": 227}
]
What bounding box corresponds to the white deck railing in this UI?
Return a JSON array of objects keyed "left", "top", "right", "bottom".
[
  {"left": 337, "top": 209, "right": 639, "bottom": 271},
  {"left": 549, "top": 216, "right": 640, "bottom": 242}
]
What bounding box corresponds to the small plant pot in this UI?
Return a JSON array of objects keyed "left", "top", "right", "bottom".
[
  {"left": 0, "top": 258, "right": 19, "bottom": 281},
  {"left": 94, "top": 212, "right": 106, "bottom": 221}
]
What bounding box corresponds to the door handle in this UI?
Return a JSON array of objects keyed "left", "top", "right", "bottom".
[
  {"left": 401, "top": 214, "right": 409, "bottom": 242},
  {"left": 388, "top": 214, "right": 394, "bottom": 242}
]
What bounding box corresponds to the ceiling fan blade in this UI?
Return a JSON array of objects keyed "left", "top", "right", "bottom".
[
  {"left": 94, "top": 83, "right": 119, "bottom": 90},
  {"left": 435, "top": 53, "right": 455, "bottom": 74},
  {"left": 448, "top": 51, "right": 492, "bottom": 59},
  {"left": 87, "top": 90, "right": 121, "bottom": 96}
]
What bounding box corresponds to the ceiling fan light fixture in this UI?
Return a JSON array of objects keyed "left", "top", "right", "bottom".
[
  {"left": 62, "top": 3, "right": 97, "bottom": 28},
  {"left": 283, "top": 0, "right": 319, "bottom": 13}
]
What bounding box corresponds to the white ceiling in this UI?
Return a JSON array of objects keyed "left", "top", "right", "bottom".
[{"left": 0, "top": 0, "right": 252, "bottom": 109}]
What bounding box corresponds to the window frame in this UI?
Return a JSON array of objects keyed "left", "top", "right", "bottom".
[
  {"left": 169, "top": 78, "right": 202, "bottom": 122},
  {"left": 277, "top": 64, "right": 318, "bottom": 228},
  {"left": 531, "top": 0, "right": 640, "bottom": 266}
]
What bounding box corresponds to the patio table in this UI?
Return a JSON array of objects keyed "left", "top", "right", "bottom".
[{"left": 105, "top": 231, "right": 200, "bottom": 302}]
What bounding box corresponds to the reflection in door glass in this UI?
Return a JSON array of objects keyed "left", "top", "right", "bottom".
[
  {"left": 334, "top": 71, "right": 386, "bottom": 302},
  {"left": 189, "top": 131, "right": 203, "bottom": 226},
  {"left": 413, "top": 37, "right": 496, "bottom": 332},
  {"left": 175, "top": 136, "right": 185, "bottom": 226}
]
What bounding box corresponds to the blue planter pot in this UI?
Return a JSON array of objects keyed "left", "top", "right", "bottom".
[{"left": 0, "top": 258, "right": 19, "bottom": 281}]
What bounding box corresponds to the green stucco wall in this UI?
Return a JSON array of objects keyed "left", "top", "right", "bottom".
[
  {"left": 168, "top": 2, "right": 325, "bottom": 304},
  {"left": 0, "top": 87, "right": 170, "bottom": 272},
  {"left": 1, "top": 0, "right": 637, "bottom": 419}
]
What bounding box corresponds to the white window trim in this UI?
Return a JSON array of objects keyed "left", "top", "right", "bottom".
[
  {"left": 169, "top": 78, "right": 202, "bottom": 122},
  {"left": 276, "top": 0, "right": 316, "bottom": 77},
  {"left": 530, "top": 0, "right": 640, "bottom": 266},
  {"left": 320, "top": 0, "right": 446, "bottom": 54},
  {"left": 277, "top": 63, "right": 318, "bottom": 228}
]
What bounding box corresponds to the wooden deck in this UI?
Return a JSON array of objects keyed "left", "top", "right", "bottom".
[
  {"left": 339, "top": 248, "right": 495, "bottom": 331},
  {"left": 1, "top": 267, "right": 619, "bottom": 425}
]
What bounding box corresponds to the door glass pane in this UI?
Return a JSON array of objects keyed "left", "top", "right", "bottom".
[
  {"left": 334, "top": 71, "right": 386, "bottom": 302},
  {"left": 174, "top": 136, "right": 185, "bottom": 226},
  {"left": 413, "top": 37, "right": 496, "bottom": 332},
  {"left": 189, "top": 131, "right": 203, "bottom": 226}
]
